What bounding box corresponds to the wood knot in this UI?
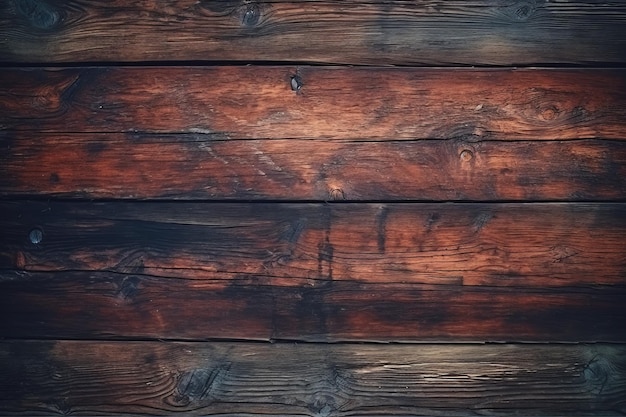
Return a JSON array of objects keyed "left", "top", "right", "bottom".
[
  {"left": 15, "top": 0, "right": 62, "bottom": 30},
  {"left": 582, "top": 353, "right": 615, "bottom": 395},
  {"left": 459, "top": 149, "right": 474, "bottom": 162},
  {"left": 240, "top": 2, "right": 260, "bottom": 27},
  {"left": 291, "top": 75, "right": 303, "bottom": 91},
  {"left": 540, "top": 105, "right": 559, "bottom": 121},
  {"left": 171, "top": 365, "right": 231, "bottom": 407},
  {"left": 500, "top": 0, "right": 537, "bottom": 23},
  {"left": 28, "top": 227, "right": 43, "bottom": 245},
  {"left": 117, "top": 276, "right": 141, "bottom": 300}
]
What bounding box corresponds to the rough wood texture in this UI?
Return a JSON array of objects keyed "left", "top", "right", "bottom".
[
  {"left": 1, "top": 201, "right": 625, "bottom": 342},
  {"left": 1, "top": 0, "right": 625, "bottom": 65},
  {"left": 1, "top": 67, "right": 625, "bottom": 140},
  {"left": 2, "top": 134, "right": 626, "bottom": 201},
  {"left": 1, "top": 341, "right": 625, "bottom": 416},
  {"left": 1, "top": 270, "right": 624, "bottom": 342},
  {"left": 3, "top": 201, "right": 625, "bottom": 287}
]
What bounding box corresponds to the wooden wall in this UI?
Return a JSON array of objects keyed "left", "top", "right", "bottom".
[{"left": 1, "top": 0, "right": 626, "bottom": 415}]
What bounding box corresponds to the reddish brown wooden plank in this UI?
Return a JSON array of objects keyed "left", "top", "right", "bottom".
[
  {"left": 1, "top": 1, "right": 625, "bottom": 65},
  {"left": 2, "top": 133, "right": 625, "bottom": 201},
  {"left": 1, "top": 67, "right": 625, "bottom": 140},
  {"left": 1, "top": 270, "right": 624, "bottom": 342},
  {"left": 2, "top": 201, "right": 625, "bottom": 288},
  {"left": 1, "top": 341, "right": 625, "bottom": 416},
  {"left": 1, "top": 202, "right": 625, "bottom": 341}
]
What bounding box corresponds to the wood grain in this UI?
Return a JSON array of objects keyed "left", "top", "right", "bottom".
[
  {"left": 1, "top": 67, "right": 625, "bottom": 140},
  {"left": 2, "top": 201, "right": 625, "bottom": 287},
  {"left": 2, "top": 133, "right": 626, "bottom": 201},
  {"left": 0, "top": 269, "right": 624, "bottom": 342},
  {"left": 1, "top": 0, "right": 625, "bottom": 65},
  {"left": 1, "top": 201, "right": 625, "bottom": 341},
  {"left": 1, "top": 341, "right": 625, "bottom": 416}
]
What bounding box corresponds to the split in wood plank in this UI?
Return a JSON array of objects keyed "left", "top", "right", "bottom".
[
  {"left": 2, "top": 0, "right": 626, "bottom": 65},
  {"left": 1, "top": 67, "right": 625, "bottom": 140},
  {"left": 1, "top": 341, "right": 625, "bottom": 416}
]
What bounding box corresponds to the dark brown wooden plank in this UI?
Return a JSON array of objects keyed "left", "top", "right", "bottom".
[
  {"left": 1, "top": 67, "right": 625, "bottom": 140},
  {"left": 1, "top": 202, "right": 625, "bottom": 341},
  {"left": 1, "top": 270, "right": 624, "bottom": 342},
  {"left": 2, "top": 133, "right": 626, "bottom": 201},
  {"left": 1, "top": 341, "right": 625, "bottom": 416},
  {"left": 2, "top": 201, "right": 625, "bottom": 287},
  {"left": 1, "top": 1, "right": 625, "bottom": 65}
]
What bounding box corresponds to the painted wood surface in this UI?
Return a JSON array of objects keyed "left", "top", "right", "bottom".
[
  {"left": 1, "top": 0, "right": 625, "bottom": 65},
  {"left": 1, "top": 341, "right": 625, "bottom": 416},
  {"left": 1, "top": 201, "right": 625, "bottom": 342},
  {"left": 1, "top": 67, "right": 625, "bottom": 140},
  {"left": 2, "top": 134, "right": 626, "bottom": 201}
]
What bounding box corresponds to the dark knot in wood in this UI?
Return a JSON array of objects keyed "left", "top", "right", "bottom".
[
  {"left": 500, "top": 0, "right": 537, "bottom": 23},
  {"left": 291, "top": 75, "right": 303, "bottom": 91},
  {"left": 28, "top": 227, "right": 43, "bottom": 245},
  {"left": 15, "top": 0, "right": 62, "bottom": 30},
  {"left": 241, "top": 3, "right": 260, "bottom": 27}
]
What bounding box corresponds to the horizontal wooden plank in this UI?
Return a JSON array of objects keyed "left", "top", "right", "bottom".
[
  {"left": 1, "top": 67, "right": 625, "bottom": 140},
  {"left": 1, "top": 1, "right": 625, "bottom": 65},
  {"left": 1, "top": 341, "right": 625, "bottom": 416},
  {"left": 2, "top": 134, "right": 626, "bottom": 201},
  {"left": 0, "top": 270, "right": 624, "bottom": 342},
  {"left": 1, "top": 202, "right": 625, "bottom": 341},
  {"left": 2, "top": 201, "right": 625, "bottom": 287}
]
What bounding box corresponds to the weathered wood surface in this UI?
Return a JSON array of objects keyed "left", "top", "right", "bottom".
[
  {"left": 3, "top": 134, "right": 626, "bottom": 201},
  {"left": 1, "top": 201, "right": 625, "bottom": 341},
  {"left": 1, "top": 269, "right": 624, "bottom": 342},
  {"left": 1, "top": 67, "right": 625, "bottom": 140},
  {"left": 3, "top": 201, "right": 625, "bottom": 286},
  {"left": 2, "top": 0, "right": 626, "bottom": 65},
  {"left": 1, "top": 341, "right": 625, "bottom": 416}
]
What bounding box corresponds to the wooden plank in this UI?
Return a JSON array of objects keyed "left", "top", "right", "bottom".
[
  {"left": 0, "top": 270, "right": 624, "bottom": 342},
  {"left": 1, "top": 201, "right": 625, "bottom": 341},
  {"left": 2, "top": 201, "right": 625, "bottom": 287},
  {"left": 1, "top": 67, "right": 625, "bottom": 140},
  {"left": 2, "top": 134, "right": 626, "bottom": 201},
  {"left": 1, "top": 1, "right": 625, "bottom": 65},
  {"left": 1, "top": 341, "right": 625, "bottom": 416}
]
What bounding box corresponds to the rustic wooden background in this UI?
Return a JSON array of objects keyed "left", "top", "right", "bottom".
[{"left": 1, "top": 0, "right": 626, "bottom": 415}]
